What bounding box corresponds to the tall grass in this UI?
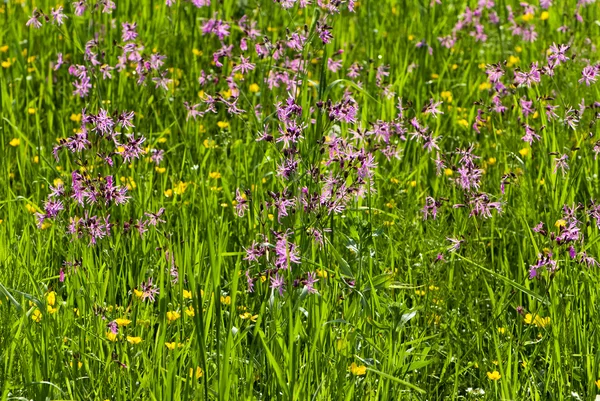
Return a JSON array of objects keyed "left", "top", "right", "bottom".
[{"left": 2, "top": 0, "right": 600, "bottom": 400}]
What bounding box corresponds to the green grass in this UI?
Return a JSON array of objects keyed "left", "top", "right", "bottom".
[{"left": 2, "top": 0, "right": 600, "bottom": 400}]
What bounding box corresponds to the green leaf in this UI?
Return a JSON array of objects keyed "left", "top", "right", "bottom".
[
  {"left": 258, "top": 329, "right": 290, "bottom": 398},
  {"left": 366, "top": 367, "right": 426, "bottom": 394}
]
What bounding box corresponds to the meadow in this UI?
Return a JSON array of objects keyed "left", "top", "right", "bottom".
[{"left": 1, "top": 0, "right": 600, "bottom": 399}]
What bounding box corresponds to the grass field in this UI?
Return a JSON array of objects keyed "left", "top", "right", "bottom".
[{"left": 2, "top": 0, "right": 600, "bottom": 399}]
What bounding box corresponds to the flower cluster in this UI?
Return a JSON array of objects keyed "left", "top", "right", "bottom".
[
  {"left": 49, "top": 12, "right": 171, "bottom": 98},
  {"left": 40, "top": 108, "right": 164, "bottom": 245}
]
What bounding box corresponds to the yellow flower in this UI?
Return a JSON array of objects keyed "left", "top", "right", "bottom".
[
  {"left": 125, "top": 178, "right": 136, "bottom": 190},
  {"left": 0, "top": 45, "right": 8, "bottom": 53},
  {"left": 173, "top": 181, "right": 188, "bottom": 195},
  {"left": 166, "top": 311, "right": 181, "bottom": 322},
  {"left": 203, "top": 139, "right": 217, "bottom": 149},
  {"left": 430, "top": 73, "right": 439, "bottom": 79},
  {"left": 192, "top": 48, "right": 203, "bottom": 56},
  {"left": 488, "top": 157, "right": 496, "bottom": 165},
  {"left": 51, "top": 178, "right": 64, "bottom": 189},
  {"left": 190, "top": 366, "right": 204, "bottom": 379},
  {"left": 185, "top": 305, "right": 195, "bottom": 317},
  {"left": 217, "top": 121, "right": 230, "bottom": 129},
  {"left": 1, "top": 60, "right": 11, "bottom": 68},
  {"left": 441, "top": 90, "right": 452, "bottom": 100},
  {"left": 133, "top": 289, "right": 144, "bottom": 299},
  {"left": 415, "top": 290, "right": 426, "bottom": 296},
  {"left": 519, "top": 148, "right": 529, "bottom": 157},
  {"left": 183, "top": 290, "right": 192, "bottom": 299},
  {"left": 507, "top": 55, "right": 520, "bottom": 68},
  {"left": 249, "top": 83, "right": 260, "bottom": 93},
  {"left": 240, "top": 312, "right": 258, "bottom": 322},
  {"left": 479, "top": 82, "right": 491, "bottom": 91},
  {"left": 497, "top": 327, "right": 506, "bottom": 334},
  {"left": 444, "top": 168, "right": 453, "bottom": 176},
  {"left": 522, "top": 13, "right": 533, "bottom": 22},
  {"left": 31, "top": 309, "right": 42, "bottom": 322},
  {"left": 316, "top": 269, "right": 328, "bottom": 279},
  {"left": 349, "top": 362, "right": 367, "bottom": 376},
  {"left": 555, "top": 219, "right": 566, "bottom": 228},
  {"left": 115, "top": 318, "right": 131, "bottom": 327},
  {"left": 46, "top": 291, "right": 56, "bottom": 306},
  {"left": 487, "top": 371, "right": 501, "bottom": 381},
  {"left": 155, "top": 167, "right": 166, "bottom": 174},
  {"left": 536, "top": 316, "right": 551, "bottom": 328},
  {"left": 220, "top": 295, "right": 231, "bottom": 305},
  {"left": 540, "top": 11, "right": 549, "bottom": 20},
  {"left": 9, "top": 138, "right": 20, "bottom": 147},
  {"left": 70, "top": 113, "right": 82, "bottom": 122},
  {"left": 165, "top": 342, "right": 176, "bottom": 350},
  {"left": 523, "top": 313, "right": 550, "bottom": 328},
  {"left": 27, "top": 108, "right": 36, "bottom": 115},
  {"left": 25, "top": 204, "right": 37, "bottom": 214},
  {"left": 126, "top": 336, "right": 142, "bottom": 345},
  {"left": 106, "top": 332, "right": 118, "bottom": 343},
  {"left": 457, "top": 119, "right": 469, "bottom": 128},
  {"left": 209, "top": 171, "right": 222, "bottom": 179},
  {"left": 595, "top": 379, "right": 600, "bottom": 389},
  {"left": 164, "top": 189, "right": 173, "bottom": 197}
]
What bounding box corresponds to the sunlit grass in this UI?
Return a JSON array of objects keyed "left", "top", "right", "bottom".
[{"left": 2, "top": 0, "right": 600, "bottom": 400}]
